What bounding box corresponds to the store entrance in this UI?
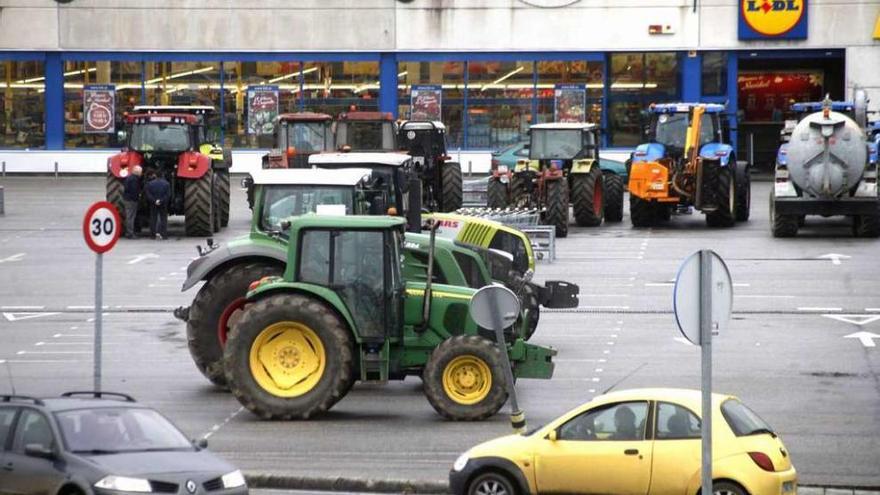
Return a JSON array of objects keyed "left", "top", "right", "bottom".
[{"left": 736, "top": 54, "right": 844, "bottom": 171}]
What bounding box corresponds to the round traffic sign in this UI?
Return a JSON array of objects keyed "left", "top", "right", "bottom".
[
  {"left": 469, "top": 285, "right": 521, "bottom": 330},
  {"left": 673, "top": 250, "right": 733, "bottom": 345},
  {"left": 83, "top": 201, "right": 121, "bottom": 254}
]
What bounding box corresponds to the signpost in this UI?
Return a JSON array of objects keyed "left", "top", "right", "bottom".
[
  {"left": 82, "top": 201, "right": 121, "bottom": 391},
  {"left": 468, "top": 285, "right": 526, "bottom": 433},
  {"left": 673, "top": 250, "right": 732, "bottom": 495}
]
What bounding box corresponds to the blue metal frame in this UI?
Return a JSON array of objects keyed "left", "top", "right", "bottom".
[{"left": 44, "top": 53, "right": 64, "bottom": 150}]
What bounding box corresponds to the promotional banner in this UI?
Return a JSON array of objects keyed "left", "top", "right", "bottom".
[
  {"left": 410, "top": 85, "right": 442, "bottom": 121},
  {"left": 83, "top": 85, "right": 116, "bottom": 134},
  {"left": 738, "top": 72, "right": 823, "bottom": 121},
  {"left": 554, "top": 84, "right": 586, "bottom": 123},
  {"left": 739, "top": 0, "right": 807, "bottom": 40},
  {"left": 247, "top": 85, "right": 279, "bottom": 135}
]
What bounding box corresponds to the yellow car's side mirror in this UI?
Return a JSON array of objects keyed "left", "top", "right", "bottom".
[{"left": 547, "top": 429, "right": 557, "bottom": 442}]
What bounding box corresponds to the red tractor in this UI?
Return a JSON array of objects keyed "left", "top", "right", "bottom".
[
  {"left": 334, "top": 111, "right": 398, "bottom": 151},
  {"left": 261, "top": 112, "right": 333, "bottom": 169},
  {"left": 106, "top": 113, "right": 223, "bottom": 236}
]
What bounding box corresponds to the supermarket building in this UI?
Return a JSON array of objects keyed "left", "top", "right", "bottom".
[{"left": 0, "top": 0, "right": 878, "bottom": 172}]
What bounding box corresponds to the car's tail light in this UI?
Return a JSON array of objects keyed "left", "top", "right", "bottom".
[{"left": 748, "top": 452, "right": 775, "bottom": 472}]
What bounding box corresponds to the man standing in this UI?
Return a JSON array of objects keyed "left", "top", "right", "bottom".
[
  {"left": 145, "top": 171, "right": 171, "bottom": 240},
  {"left": 122, "top": 165, "right": 142, "bottom": 239}
]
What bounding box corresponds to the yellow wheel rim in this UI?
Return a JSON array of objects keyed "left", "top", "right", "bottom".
[
  {"left": 249, "top": 321, "right": 325, "bottom": 398},
  {"left": 442, "top": 355, "right": 492, "bottom": 405}
]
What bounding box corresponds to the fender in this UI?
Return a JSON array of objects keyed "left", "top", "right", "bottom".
[
  {"left": 181, "top": 241, "right": 287, "bottom": 291},
  {"left": 107, "top": 151, "right": 144, "bottom": 178},
  {"left": 700, "top": 143, "right": 734, "bottom": 167},
  {"left": 684, "top": 453, "right": 753, "bottom": 495},
  {"left": 247, "top": 281, "right": 359, "bottom": 341},
  {"left": 450, "top": 456, "right": 533, "bottom": 495},
  {"left": 632, "top": 143, "right": 665, "bottom": 163},
  {"left": 199, "top": 143, "right": 227, "bottom": 166},
  {"left": 570, "top": 158, "right": 595, "bottom": 174},
  {"left": 176, "top": 151, "right": 211, "bottom": 179}
]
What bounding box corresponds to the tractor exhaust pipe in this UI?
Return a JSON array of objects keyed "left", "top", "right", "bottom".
[{"left": 419, "top": 219, "right": 439, "bottom": 332}]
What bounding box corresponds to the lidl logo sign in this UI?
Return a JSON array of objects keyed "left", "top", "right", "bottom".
[{"left": 739, "top": 0, "right": 808, "bottom": 40}]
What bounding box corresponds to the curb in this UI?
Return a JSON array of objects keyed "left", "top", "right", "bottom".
[{"left": 246, "top": 473, "right": 448, "bottom": 494}]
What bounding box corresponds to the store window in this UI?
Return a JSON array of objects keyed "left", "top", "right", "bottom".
[
  {"left": 301, "top": 61, "right": 380, "bottom": 119},
  {"left": 536, "top": 60, "right": 603, "bottom": 126},
  {"left": 608, "top": 53, "right": 679, "bottom": 147},
  {"left": 140, "top": 61, "right": 222, "bottom": 146},
  {"left": 63, "top": 61, "right": 141, "bottom": 148},
  {"left": 397, "top": 61, "right": 465, "bottom": 148},
  {"left": 702, "top": 53, "right": 727, "bottom": 97},
  {"left": 1, "top": 60, "right": 45, "bottom": 148},
  {"left": 466, "top": 61, "right": 534, "bottom": 149}
]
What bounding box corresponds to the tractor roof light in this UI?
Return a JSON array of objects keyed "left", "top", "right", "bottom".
[{"left": 286, "top": 146, "right": 297, "bottom": 157}]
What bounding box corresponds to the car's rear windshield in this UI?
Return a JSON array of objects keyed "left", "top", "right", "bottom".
[
  {"left": 721, "top": 399, "right": 775, "bottom": 437},
  {"left": 56, "top": 407, "right": 193, "bottom": 454}
]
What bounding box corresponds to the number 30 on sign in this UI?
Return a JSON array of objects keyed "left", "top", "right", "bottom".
[{"left": 83, "top": 201, "right": 121, "bottom": 254}]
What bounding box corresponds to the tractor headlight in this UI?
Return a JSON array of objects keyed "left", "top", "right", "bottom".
[
  {"left": 95, "top": 475, "right": 153, "bottom": 492},
  {"left": 221, "top": 469, "right": 247, "bottom": 488},
  {"left": 453, "top": 453, "right": 470, "bottom": 472}
]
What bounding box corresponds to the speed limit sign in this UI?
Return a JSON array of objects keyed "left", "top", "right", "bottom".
[{"left": 83, "top": 201, "right": 121, "bottom": 254}]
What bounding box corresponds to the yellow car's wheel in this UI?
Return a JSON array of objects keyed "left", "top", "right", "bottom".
[
  {"left": 224, "top": 293, "right": 354, "bottom": 420},
  {"left": 423, "top": 335, "right": 508, "bottom": 421}
]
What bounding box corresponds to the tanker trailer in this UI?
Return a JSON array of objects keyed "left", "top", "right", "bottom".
[{"left": 771, "top": 94, "right": 879, "bottom": 237}]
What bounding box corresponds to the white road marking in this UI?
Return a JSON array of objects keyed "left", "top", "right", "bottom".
[
  {"left": 3, "top": 312, "right": 60, "bottom": 322},
  {"left": 844, "top": 331, "right": 879, "bottom": 348},
  {"left": 66, "top": 305, "right": 109, "bottom": 310},
  {"left": 595, "top": 368, "right": 603, "bottom": 372},
  {"left": 127, "top": 253, "right": 160, "bottom": 265},
  {"left": 816, "top": 253, "right": 850, "bottom": 265},
  {"left": 16, "top": 350, "right": 91, "bottom": 355},
  {"left": 736, "top": 295, "right": 795, "bottom": 299},
  {"left": 555, "top": 358, "right": 603, "bottom": 363},
  {"left": 202, "top": 407, "right": 245, "bottom": 441},
  {"left": 0, "top": 253, "right": 25, "bottom": 264},
  {"left": 577, "top": 305, "right": 631, "bottom": 310},
  {"left": 1, "top": 305, "right": 44, "bottom": 310},
  {"left": 867, "top": 308, "right": 880, "bottom": 312},
  {"left": 580, "top": 294, "right": 630, "bottom": 298},
  {"left": 797, "top": 307, "right": 842, "bottom": 312},
  {"left": 823, "top": 314, "right": 880, "bottom": 326}
]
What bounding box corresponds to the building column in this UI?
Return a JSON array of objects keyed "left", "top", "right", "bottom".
[
  {"left": 727, "top": 54, "right": 738, "bottom": 153},
  {"left": 378, "top": 53, "right": 398, "bottom": 117},
  {"left": 682, "top": 52, "right": 702, "bottom": 103},
  {"left": 44, "top": 52, "right": 64, "bottom": 150}
]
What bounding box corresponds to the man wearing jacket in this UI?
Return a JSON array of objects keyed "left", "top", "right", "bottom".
[
  {"left": 122, "top": 166, "right": 143, "bottom": 239},
  {"left": 145, "top": 171, "right": 171, "bottom": 240}
]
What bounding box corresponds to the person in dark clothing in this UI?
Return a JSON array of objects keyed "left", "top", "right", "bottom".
[
  {"left": 145, "top": 172, "right": 171, "bottom": 240},
  {"left": 121, "top": 166, "right": 143, "bottom": 239}
]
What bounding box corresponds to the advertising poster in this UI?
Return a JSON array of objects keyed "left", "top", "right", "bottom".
[
  {"left": 83, "top": 85, "right": 116, "bottom": 134},
  {"left": 554, "top": 84, "right": 586, "bottom": 123},
  {"left": 738, "top": 72, "right": 823, "bottom": 121},
  {"left": 247, "top": 85, "right": 279, "bottom": 135},
  {"left": 411, "top": 85, "right": 442, "bottom": 121}
]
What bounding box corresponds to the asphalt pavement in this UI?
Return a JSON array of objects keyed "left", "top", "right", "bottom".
[{"left": 0, "top": 175, "right": 878, "bottom": 489}]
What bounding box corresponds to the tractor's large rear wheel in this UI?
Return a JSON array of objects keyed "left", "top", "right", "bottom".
[
  {"left": 106, "top": 174, "right": 124, "bottom": 216},
  {"left": 735, "top": 166, "right": 751, "bottom": 222},
  {"left": 225, "top": 293, "right": 354, "bottom": 419},
  {"left": 630, "top": 195, "right": 656, "bottom": 228},
  {"left": 603, "top": 173, "right": 625, "bottom": 223},
  {"left": 187, "top": 262, "right": 283, "bottom": 388},
  {"left": 571, "top": 168, "right": 604, "bottom": 227},
  {"left": 216, "top": 168, "right": 230, "bottom": 228},
  {"left": 423, "top": 335, "right": 508, "bottom": 421},
  {"left": 544, "top": 179, "right": 569, "bottom": 238},
  {"left": 705, "top": 167, "right": 736, "bottom": 228},
  {"left": 853, "top": 209, "right": 880, "bottom": 238},
  {"left": 184, "top": 170, "right": 214, "bottom": 237},
  {"left": 440, "top": 161, "right": 463, "bottom": 212},
  {"left": 487, "top": 177, "right": 509, "bottom": 209},
  {"left": 770, "top": 191, "right": 799, "bottom": 238}
]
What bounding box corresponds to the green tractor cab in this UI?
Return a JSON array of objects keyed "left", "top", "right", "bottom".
[{"left": 224, "top": 215, "right": 556, "bottom": 421}]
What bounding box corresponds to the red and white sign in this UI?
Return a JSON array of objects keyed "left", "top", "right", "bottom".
[{"left": 83, "top": 201, "right": 121, "bottom": 254}]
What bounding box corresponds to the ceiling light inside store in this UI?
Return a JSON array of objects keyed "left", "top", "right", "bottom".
[
  {"left": 15, "top": 66, "right": 96, "bottom": 84},
  {"left": 397, "top": 71, "right": 407, "bottom": 78},
  {"left": 145, "top": 66, "right": 215, "bottom": 85},
  {"left": 267, "top": 66, "right": 319, "bottom": 83},
  {"left": 481, "top": 66, "right": 525, "bottom": 91}
]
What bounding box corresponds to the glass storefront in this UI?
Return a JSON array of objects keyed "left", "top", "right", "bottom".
[
  {"left": 63, "top": 61, "right": 141, "bottom": 148},
  {"left": 1, "top": 60, "right": 45, "bottom": 148},
  {"left": 397, "top": 61, "right": 465, "bottom": 148},
  {"left": 608, "top": 52, "right": 679, "bottom": 147},
  {"left": 466, "top": 61, "right": 534, "bottom": 149}
]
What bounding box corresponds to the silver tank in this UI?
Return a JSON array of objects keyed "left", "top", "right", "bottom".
[{"left": 787, "top": 111, "right": 867, "bottom": 199}]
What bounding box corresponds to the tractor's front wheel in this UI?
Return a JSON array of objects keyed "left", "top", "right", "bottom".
[
  {"left": 225, "top": 293, "right": 354, "bottom": 419},
  {"left": 571, "top": 168, "right": 604, "bottom": 227},
  {"left": 629, "top": 195, "right": 655, "bottom": 228},
  {"left": 440, "top": 161, "right": 463, "bottom": 212},
  {"left": 187, "top": 262, "right": 283, "bottom": 388},
  {"left": 735, "top": 165, "right": 751, "bottom": 222},
  {"left": 509, "top": 175, "right": 529, "bottom": 208},
  {"left": 487, "top": 177, "right": 509, "bottom": 209},
  {"left": 544, "top": 179, "right": 569, "bottom": 238},
  {"left": 106, "top": 174, "right": 125, "bottom": 217},
  {"left": 423, "top": 335, "right": 508, "bottom": 421},
  {"left": 853, "top": 209, "right": 880, "bottom": 238},
  {"left": 705, "top": 167, "right": 736, "bottom": 228},
  {"left": 185, "top": 170, "right": 215, "bottom": 236},
  {"left": 603, "top": 173, "right": 625, "bottom": 223}
]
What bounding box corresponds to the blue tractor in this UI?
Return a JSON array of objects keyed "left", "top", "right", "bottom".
[{"left": 626, "top": 103, "right": 750, "bottom": 227}]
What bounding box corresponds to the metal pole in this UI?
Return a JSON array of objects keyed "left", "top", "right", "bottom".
[
  {"left": 94, "top": 253, "right": 103, "bottom": 391},
  {"left": 699, "top": 250, "right": 713, "bottom": 495},
  {"left": 486, "top": 293, "right": 525, "bottom": 433},
  {"left": 54, "top": 161, "right": 59, "bottom": 179},
  {"left": 2, "top": 160, "right": 5, "bottom": 177}
]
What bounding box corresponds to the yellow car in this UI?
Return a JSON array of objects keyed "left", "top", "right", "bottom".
[{"left": 450, "top": 388, "right": 796, "bottom": 495}]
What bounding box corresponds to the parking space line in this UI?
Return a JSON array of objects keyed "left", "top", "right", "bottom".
[
  {"left": 1, "top": 305, "right": 45, "bottom": 310},
  {"left": 797, "top": 307, "right": 842, "bottom": 312},
  {"left": 202, "top": 407, "right": 245, "bottom": 441}
]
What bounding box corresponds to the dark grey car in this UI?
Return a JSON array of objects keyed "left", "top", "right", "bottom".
[{"left": 0, "top": 392, "right": 248, "bottom": 495}]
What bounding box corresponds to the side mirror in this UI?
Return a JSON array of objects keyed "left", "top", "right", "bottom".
[
  {"left": 547, "top": 429, "right": 558, "bottom": 442},
  {"left": 24, "top": 443, "right": 55, "bottom": 460},
  {"left": 193, "top": 438, "right": 209, "bottom": 450}
]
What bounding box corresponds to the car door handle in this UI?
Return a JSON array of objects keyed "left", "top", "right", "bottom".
[{"left": 624, "top": 449, "right": 639, "bottom": 456}]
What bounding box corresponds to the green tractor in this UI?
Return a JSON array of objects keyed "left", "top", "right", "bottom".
[{"left": 223, "top": 215, "right": 556, "bottom": 420}]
